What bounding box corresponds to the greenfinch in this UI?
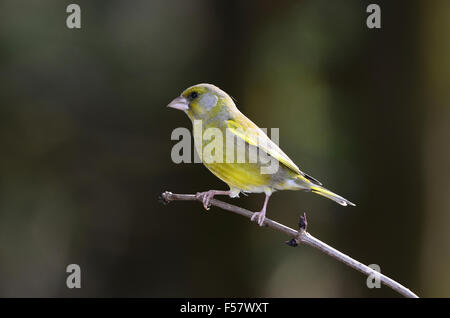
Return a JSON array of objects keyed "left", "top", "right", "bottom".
[{"left": 168, "top": 83, "right": 355, "bottom": 226}]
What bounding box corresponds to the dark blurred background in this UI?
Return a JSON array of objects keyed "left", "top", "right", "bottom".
[{"left": 0, "top": 0, "right": 449, "bottom": 297}]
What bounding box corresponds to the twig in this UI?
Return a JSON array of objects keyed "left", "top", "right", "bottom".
[{"left": 159, "top": 191, "right": 419, "bottom": 298}]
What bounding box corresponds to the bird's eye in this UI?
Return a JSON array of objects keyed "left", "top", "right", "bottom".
[{"left": 189, "top": 91, "right": 198, "bottom": 99}]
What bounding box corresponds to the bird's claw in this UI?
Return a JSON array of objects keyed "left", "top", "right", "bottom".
[
  {"left": 196, "top": 191, "right": 214, "bottom": 210},
  {"left": 251, "top": 211, "right": 266, "bottom": 227}
]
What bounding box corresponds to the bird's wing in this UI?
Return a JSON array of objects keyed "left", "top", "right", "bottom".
[{"left": 226, "top": 116, "right": 322, "bottom": 185}]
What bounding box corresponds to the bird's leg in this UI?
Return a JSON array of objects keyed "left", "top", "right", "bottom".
[
  {"left": 196, "top": 190, "right": 231, "bottom": 210},
  {"left": 251, "top": 193, "right": 271, "bottom": 226}
]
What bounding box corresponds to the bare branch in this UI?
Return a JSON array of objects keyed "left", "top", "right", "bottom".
[{"left": 159, "top": 191, "right": 419, "bottom": 298}]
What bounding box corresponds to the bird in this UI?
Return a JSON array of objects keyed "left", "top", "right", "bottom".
[{"left": 167, "top": 83, "right": 355, "bottom": 226}]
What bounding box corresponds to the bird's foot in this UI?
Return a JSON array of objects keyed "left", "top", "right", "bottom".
[
  {"left": 196, "top": 191, "right": 213, "bottom": 210},
  {"left": 251, "top": 210, "right": 266, "bottom": 227},
  {"left": 195, "top": 190, "right": 230, "bottom": 210}
]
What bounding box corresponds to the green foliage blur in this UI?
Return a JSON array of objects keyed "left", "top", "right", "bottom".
[{"left": 0, "top": 0, "right": 449, "bottom": 297}]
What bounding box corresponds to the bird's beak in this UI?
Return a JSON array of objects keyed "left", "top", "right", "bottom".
[{"left": 167, "top": 96, "right": 189, "bottom": 111}]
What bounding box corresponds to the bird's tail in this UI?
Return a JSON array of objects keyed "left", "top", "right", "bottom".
[{"left": 309, "top": 185, "right": 356, "bottom": 207}]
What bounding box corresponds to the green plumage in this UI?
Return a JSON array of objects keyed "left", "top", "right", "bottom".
[{"left": 168, "top": 83, "right": 355, "bottom": 225}]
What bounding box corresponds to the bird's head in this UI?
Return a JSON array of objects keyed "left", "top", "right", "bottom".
[{"left": 167, "top": 83, "right": 236, "bottom": 121}]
